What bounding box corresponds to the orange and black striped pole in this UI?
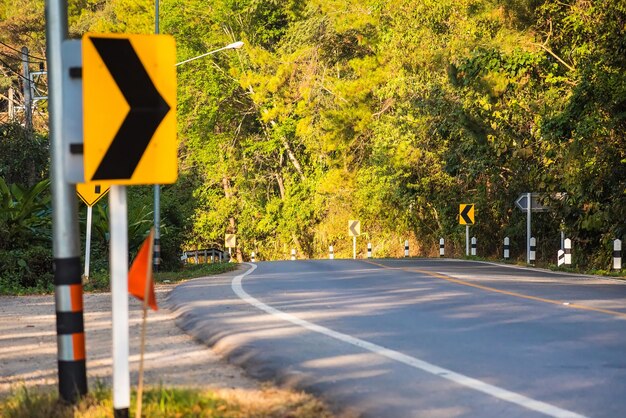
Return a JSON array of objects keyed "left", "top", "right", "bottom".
[
  {"left": 47, "top": 0, "right": 88, "bottom": 403},
  {"left": 54, "top": 257, "right": 88, "bottom": 402}
]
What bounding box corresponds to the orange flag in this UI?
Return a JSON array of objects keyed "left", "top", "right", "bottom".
[{"left": 128, "top": 228, "right": 158, "bottom": 311}]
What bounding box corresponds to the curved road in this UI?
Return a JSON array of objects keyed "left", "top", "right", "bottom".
[{"left": 168, "top": 259, "right": 626, "bottom": 417}]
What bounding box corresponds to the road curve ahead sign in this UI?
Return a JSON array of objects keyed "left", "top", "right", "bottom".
[
  {"left": 459, "top": 204, "right": 475, "bottom": 225},
  {"left": 82, "top": 33, "right": 177, "bottom": 185},
  {"left": 348, "top": 220, "right": 361, "bottom": 237}
]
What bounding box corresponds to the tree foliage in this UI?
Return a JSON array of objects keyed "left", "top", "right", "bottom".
[{"left": 1, "top": 0, "right": 625, "bottom": 269}]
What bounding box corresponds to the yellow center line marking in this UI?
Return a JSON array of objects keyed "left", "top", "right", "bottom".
[{"left": 364, "top": 260, "right": 626, "bottom": 319}]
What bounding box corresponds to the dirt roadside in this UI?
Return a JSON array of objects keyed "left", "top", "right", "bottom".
[{"left": 0, "top": 279, "right": 260, "bottom": 396}]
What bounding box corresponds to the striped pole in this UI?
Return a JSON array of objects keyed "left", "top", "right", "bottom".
[
  {"left": 153, "top": 236, "right": 161, "bottom": 271},
  {"left": 558, "top": 249, "right": 565, "bottom": 266},
  {"left": 503, "top": 237, "right": 510, "bottom": 260},
  {"left": 404, "top": 240, "right": 409, "bottom": 258},
  {"left": 291, "top": 248, "right": 296, "bottom": 260},
  {"left": 251, "top": 251, "right": 256, "bottom": 263},
  {"left": 613, "top": 239, "right": 622, "bottom": 270},
  {"left": 54, "top": 258, "right": 87, "bottom": 403},
  {"left": 329, "top": 245, "right": 334, "bottom": 260},
  {"left": 471, "top": 237, "right": 477, "bottom": 256},
  {"left": 439, "top": 238, "right": 444, "bottom": 257},
  {"left": 367, "top": 242, "right": 372, "bottom": 259},
  {"left": 564, "top": 238, "right": 572, "bottom": 265},
  {"left": 529, "top": 237, "right": 536, "bottom": 263}
]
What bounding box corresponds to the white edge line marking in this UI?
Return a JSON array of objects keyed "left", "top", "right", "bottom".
[{"left": 232, "top": 263, "right": 586, "bottom": 418}]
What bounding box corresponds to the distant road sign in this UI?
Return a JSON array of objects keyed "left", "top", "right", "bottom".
[
  {"left": 225, "top": 234, "right": 236, "bottom": 248},
  {"left": 348, "top": 220, "right": 361, "bottom": 237},
  {"left": 515, "top": 193, "right": 550, "bottom": 212},
  {"left": 82, "top": 33, "right": 177, "bottom": 185},
  {"left": 76, "top": 183, "right": 109, "bottom": 206},
  {"left": 459, "top": 204, "right": 475, "bottom": 225}
]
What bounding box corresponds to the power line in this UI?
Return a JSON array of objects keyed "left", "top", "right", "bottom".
[
  {"left": 0, "top": 41, "right": 45, "bottom": 61},
  {"left": 0, "top": 50, "right": 22, "bottom": 61},
  {"left": 0, "top": 57, "right": 48, "bottom": 89}
]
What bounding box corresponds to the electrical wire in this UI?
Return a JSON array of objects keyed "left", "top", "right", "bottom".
[
  {"left": 0, "top": 57, "right": 48, "bottom": 89},
  {"left": 0, "top": 50, "right": 22, "bottom": 61},
  {"left": 0, "top": 40, "right": 45, "bottom": 61}
]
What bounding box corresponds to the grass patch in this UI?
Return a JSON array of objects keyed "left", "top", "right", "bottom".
[{"left": 0, "top": 383, "right": 333, "bottom": 418}]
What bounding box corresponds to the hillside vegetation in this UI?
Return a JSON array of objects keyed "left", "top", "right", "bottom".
[{"left": 1, "top": 0, "right": 625, "bottom": 274}]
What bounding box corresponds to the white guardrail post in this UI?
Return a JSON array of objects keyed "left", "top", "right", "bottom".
[
  {"left": 471, "top": 237, "right": 477, "bottom": 256},
  {"left": 529, "top": 237, "right": 536, "bottom": 264},
  {"left": 504, "top": 237, "right": 510, "bottom": 260},
  {"left": 564, "top": 238, "right": 572, "bottom": 265},
  {"left": 439, "top": 238, "right": 444, "bottom": 257},
  {"left": 613, "top": 239, "right": 622, "bottom": 270}
]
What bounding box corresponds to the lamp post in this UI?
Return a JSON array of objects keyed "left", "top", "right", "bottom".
[{"left": 152, "top": 34, "right": 243, "bottom": 272}]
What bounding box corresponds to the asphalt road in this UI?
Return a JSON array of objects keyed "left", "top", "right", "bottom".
[{"left": 167, "top": 259, "right": 626, "bottom": 418}]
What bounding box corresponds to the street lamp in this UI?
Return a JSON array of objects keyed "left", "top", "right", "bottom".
[
  {"left": 152, "top": 40, "right": 244, "bottom": 272},
  {"left": 175, "top": 41, "right": 244, "bottom": 66}
]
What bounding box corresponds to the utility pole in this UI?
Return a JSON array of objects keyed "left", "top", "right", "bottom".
[
  {"left": 21, "top": 47, "right": 32, "bottom": 130},
  {"left": 153, "top": 0, "right": 161, "bottom": 273},
  {"left": 8, "top": 87, "right": 14, "bottom": 120},
  {"left": 46, "top": 0, "right": 88, "bottom": 403}
]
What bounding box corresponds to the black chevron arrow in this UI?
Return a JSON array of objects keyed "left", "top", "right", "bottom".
[
  {"left": 460, "top": 204, "right": 474, "bottom": 224},
  {"left": 89, "top": 37, "right": 170, "bottom": 180}
]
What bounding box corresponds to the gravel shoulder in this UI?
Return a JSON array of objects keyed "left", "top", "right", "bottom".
[{"left": 0, "top": 268, "right": 259, "bottom": 396}]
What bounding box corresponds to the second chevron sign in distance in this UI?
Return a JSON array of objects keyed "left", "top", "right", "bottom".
[
  {"left": 82, "top": 33, "right": 177, "bottom": 185},
  {"left": 459, "top": 204, "right": 475, "bottom": 225}
]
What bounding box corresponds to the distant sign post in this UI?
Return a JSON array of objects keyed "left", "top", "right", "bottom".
[
  {"left": 459, "top": 204, "right": 475, "bottom": 256},
  {"left": 225, "top": 234, "right": 236, "bottom": 261},
  {"left": 348, "top": 220, "right": 361, "bottom": 259},
  {"left": 515, "top": 193, "right": 549, "bottom": 265},
  {"left": 76, "top": 183, "right": 110, "bottom": 282}
]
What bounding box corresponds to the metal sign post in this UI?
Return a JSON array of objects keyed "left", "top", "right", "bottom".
[
  {"left": 84, "top": 206, "right": 92, "bottom": 279},
  {"left": 109, "top": 186, "right": 130, "bottom": 416},
  {"left": 527, "top": 192, "right": 531, "bottom": 264},
  {"left": 77, "top": 183, "right": 109, "bottom": 281},
  {"left": 348, "top": 220, "right": 360, "bottom": 260},
  {"left": 459, "top": 204, "right": 474, "bottom": 257}
]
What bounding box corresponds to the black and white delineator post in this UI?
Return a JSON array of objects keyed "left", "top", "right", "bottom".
[
  {"left": 557, "top": 249, "right": 565, "bottom": 266},
  {"left": 404, "top": 240, "right": 409, "bottom": 257},
  {"left": 471, "top": 237, "right": 477, "bottom": 256},
  {"left": 529, "top": 237, "right": 536, "bottom": 264},
  {"left": 564, "top": 238, "right": 572, "bottom": 265},
  {"left": 251, "top": 252, "right": 255, "bottom": 263},
  {"left": 439, "top": 238, "right": 444, "bottom": 257},
  {"left": 329, "top": 245, "right": 334, "bottom": 260},
  {"left": 291, "top": 248, "right": 296, "bottom": 260},
  {"left": 367, "top": 242, "right": 372, "bottom": 259},
  {"left": 504, "top": 237, "right": 510, "bottom": 260},
  {"left": 613, "top": 239, "right": 622, "bottom": 270},
  {"left": 110, "top": 186, "right": 130, "bottom": 416}
]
